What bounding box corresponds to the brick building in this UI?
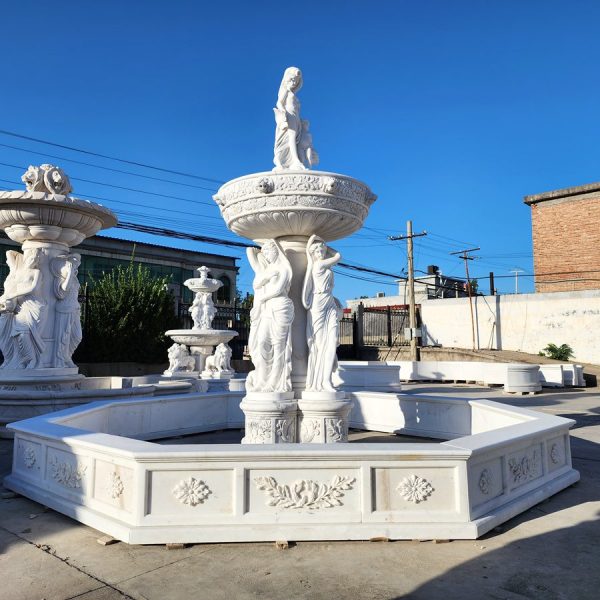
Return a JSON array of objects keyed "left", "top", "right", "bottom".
[{"left": 524, "top": 182, "right": 600, "bottom": 292}]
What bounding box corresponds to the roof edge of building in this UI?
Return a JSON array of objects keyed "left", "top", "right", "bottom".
[{"left": 524, "top": 181, "right": 600, "bottom": 205}]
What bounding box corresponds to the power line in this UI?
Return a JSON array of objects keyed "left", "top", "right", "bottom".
[
  {"left": 0, "top": 129, "right": 225, "bottom": 185},
  {"left": 0, "top": 141, "right": 219, "bottom": 191},
  {"left": 0, "top": 162, "right": 218, "bottom": 206},
  {"left": 0, "top": 177, "right": 226, "bottom": 223}
]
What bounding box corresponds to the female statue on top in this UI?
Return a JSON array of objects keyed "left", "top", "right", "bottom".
[{"left": 273, "top": 67, "right": 319, "bottom": 171}]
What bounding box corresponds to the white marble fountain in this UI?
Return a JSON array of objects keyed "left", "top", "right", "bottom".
[
  {"left": 164, "top": 265, "right": 237, "bottom": 381},
  {"left": 4, "top": 68, "right": 579, "bottom": 543}
]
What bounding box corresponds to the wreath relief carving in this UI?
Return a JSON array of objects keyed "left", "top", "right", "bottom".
[{"left": 254, "top": 475, "right": 355, "bottom": 509}]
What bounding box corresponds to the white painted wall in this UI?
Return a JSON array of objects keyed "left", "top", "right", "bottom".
[{"left": 420, "top": 289, "right": 600, "bottom": 365}]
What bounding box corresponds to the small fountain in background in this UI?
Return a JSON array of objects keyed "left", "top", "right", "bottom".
[{"left": 165, "top": 266, "right": 237, "bottom": 381}]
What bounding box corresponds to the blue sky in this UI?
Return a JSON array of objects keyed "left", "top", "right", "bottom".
[{"left": 1, "top": 0, "right": 599, "bottom": 300}]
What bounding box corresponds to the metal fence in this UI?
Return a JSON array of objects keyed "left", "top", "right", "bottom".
[
  {"left": 336, "top": 305, "right": 415, "bottom": 358},
  {"left": 362, "top": 306, "right": 411, "bottom": 347}
]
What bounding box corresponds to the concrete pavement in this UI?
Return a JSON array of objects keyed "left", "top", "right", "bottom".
[{"left": 1, "top": 384, "right": 599, "bottom": 600}]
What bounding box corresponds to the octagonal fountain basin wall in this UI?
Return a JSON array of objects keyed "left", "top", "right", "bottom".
[{"left": 4, "top": 388, "right": 578, "bottom": 544}]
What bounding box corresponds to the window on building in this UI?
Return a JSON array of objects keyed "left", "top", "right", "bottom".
[{"left": 217, "top": 275, "right": 231, "bottom": 304}]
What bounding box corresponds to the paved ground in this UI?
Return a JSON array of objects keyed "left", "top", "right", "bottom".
[{"left": 0, "top": 383, "right": 599, "bottom": 600}]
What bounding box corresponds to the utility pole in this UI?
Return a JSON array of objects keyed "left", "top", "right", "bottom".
[
  {"left": 389, "top": 221, "right": 427, "bottom": 361},
  {"left": 450, "top": 247, "right": 480, "bottom": 351},
  {"left": 510, "top": 269, "right": 524, "bottom": 294}
]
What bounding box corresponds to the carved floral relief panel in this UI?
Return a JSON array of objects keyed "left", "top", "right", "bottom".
[
  {"left": 468, "top": 458, "right": 504, "bottom": 507},
  {"left": 547, "top": 436, "right": 567, "bottom": 472},
  {"left": 146, "top": 470, "right": 234, "bottom": 518},
  {"left": 248, "top": 469, "right": 359, "bottom": 514},
  {"left": 93, "top": 459, "right": 134, "bottom": 512},
  {"left": 16, "top": 438, "right": 42, "bottom": 475},
  {"left": 507, "top": 444, "right": 543, "bottom": 488},
  {"left": 45, "top": 447, "right": 89, "bottom": 494},
  {"left": 372, "top": 467, "right": 457, "bottom": 514}
]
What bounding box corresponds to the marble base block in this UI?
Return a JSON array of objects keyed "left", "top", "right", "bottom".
[
  {"left": 297, "top": 391, "right": 353, "bottom": 443},
  {"left": 201, "top": 369, "right": 234, "bottom": 380},
  {"left": 240, "top": 391, "right": 297, "bottom": 444}
]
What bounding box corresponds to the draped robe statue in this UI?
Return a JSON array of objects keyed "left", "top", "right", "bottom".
[
  {"left": 246, "top": 240, "right": 294, "bottom": 392},
  {"left": 0, "top": 248, "right": 46, "bottom": 369},
  {"left": 273, "top": 67, "right": 319, "bottom": 171},
  {"left": 0, "top": 251, "right": 23, "bottom": 366},
  {"left": 51, "top": 253, "right": 82, "bottom": 368},
  {"left": 302, "top": 235, "right": 343, "bottom": 392}
]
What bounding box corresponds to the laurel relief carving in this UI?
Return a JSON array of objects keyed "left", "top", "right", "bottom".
[
  {"left": 49, "top": 457, "right": 86, "bottom": 489},
  {"left": 254, "top": 475, "right": 355, "bottom": 509},
  {"left": 508, "top": 449, "right": 541, "bottom": 485}
]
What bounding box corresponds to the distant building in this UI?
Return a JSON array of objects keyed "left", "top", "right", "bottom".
[
  {"left": 346, "top": 265, "right": 467, "bottom": 312},
  {"left": 397, "top": 265, "right": 468, "bottom": 302},
  {"left": 0, "top": 233, "right": 239, "bottom": 319},
  {"left": 524, "top": 182, "right": 600, "bottom": 292}
]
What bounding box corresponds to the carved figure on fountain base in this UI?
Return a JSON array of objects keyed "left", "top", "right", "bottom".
[
  {"left": 163, "top": 343, "right": 197, "bottom": 377},
  {"left": 201, "top": 342, "right": 234, "bottom": 380}
]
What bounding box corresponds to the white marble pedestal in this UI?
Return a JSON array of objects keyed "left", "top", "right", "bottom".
[
  {"left": 240, "top": 391, "right": 297, "bottom": 443},
  {"left": 297, "top": 391, "right": 352, "bottom": 443}
]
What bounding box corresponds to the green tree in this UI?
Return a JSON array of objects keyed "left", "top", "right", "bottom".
[
  {"left": 541, "top": 343, "right": 574, "bottom": 361},
  {"left": 75, "top": 263, "right": 180, "bottom": 363}
]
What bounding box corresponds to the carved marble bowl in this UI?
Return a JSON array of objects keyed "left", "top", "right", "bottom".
[
  {"left": 213, "top": 171, "right": 377, "bottom": 242},
  {"left": 166, "top": 329, "right": 238, "bottom": 346},
  {"left": 0, "top": 191, "right": 117, "bottom": 246},
  {"left": 184, "top": 277, "right": 223, "bottom": 295}
]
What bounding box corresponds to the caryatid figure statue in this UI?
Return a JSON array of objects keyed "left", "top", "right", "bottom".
[
  {"left": 246, "top": 239, "right": 294, "bottom": 393},
  {"left": 302, "top": 235, "right": 343, "bottom": 392}
]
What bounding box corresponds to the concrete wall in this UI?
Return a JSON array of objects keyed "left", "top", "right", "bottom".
[{"left": 420, "top": 289, "right": 600, "bottom": 365}]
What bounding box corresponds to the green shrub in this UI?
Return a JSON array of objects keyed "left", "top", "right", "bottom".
[
  {"left": 541, "top": 343, "right": 574, "bottom": 361},
  {"left": 75, "top": 262, "right": 180, "bottom": 363}
]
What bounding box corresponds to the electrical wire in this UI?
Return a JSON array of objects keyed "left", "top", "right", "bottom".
[
  {"left": 0, "top": 141, "right": 220, "bottom": 191},
  {"left": 0, "top": 129, "right": 225, "bottom": 184},
  {"left": 0, "top": 162, "right": 218, "bottom": 206}
]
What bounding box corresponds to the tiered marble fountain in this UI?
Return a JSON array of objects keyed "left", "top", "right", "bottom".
[
  {"left": 0, "top": 165, "right": 195, "bottom": 435},
  {"left": 0, "top": 164, "right": 116, "bottom": 385},
  {"left": 214, "top": 66, "right": 376, "bottom": 443},
  {"left": 4, "top": 69, "right": 579, "bottom": 544},
  {"left": 164, "top": 266, "right": 237, "bottom": 380}
]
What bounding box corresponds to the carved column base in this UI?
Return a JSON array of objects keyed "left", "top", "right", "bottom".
[
  {"left": 297, "top": 392, "right": 353, "bottom": 443},
  {"left": 240, "top": 392, "right": 297, "bottom": 444},
  {"left": 189, "top": 345, "right": 214, "bottom": 373}
]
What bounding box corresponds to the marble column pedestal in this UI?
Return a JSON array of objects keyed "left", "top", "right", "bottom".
[
  {"left": 240, "top": 392, "right": 297, "bottom": 444},
  {"left": 297, "top": 392, "right": 352, "bottom": 443}
]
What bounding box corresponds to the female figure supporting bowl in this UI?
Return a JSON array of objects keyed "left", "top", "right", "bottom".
[
  {"left": 302, "top": 235, "right": 342, "bottom": 392},
  {"left": 246, "top": 239, "right": 294, "bottom": 393}
]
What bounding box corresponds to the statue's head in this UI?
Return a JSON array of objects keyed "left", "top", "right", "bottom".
[
  {"left": 283, "top": 66, "right": 302, "bottom": 93},
  {"left": 217, "top": 343, "right": 231, "bottom": 357},
  {"left": 309, "top": 238, "right": 326, "bottom": 260},
  {"left": 6, "top": 250, "right": 20, "bottom": 269},
  {"left": 261, "top": 240, "right": 279, "bottom": 264},
  {"left": 24, "top": 249, "right": 40, "bottom": 269}
]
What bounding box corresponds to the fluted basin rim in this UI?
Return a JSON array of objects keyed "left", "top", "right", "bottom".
[{"left": 0, "top": 190, "right": 117, "bottom": 228}]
